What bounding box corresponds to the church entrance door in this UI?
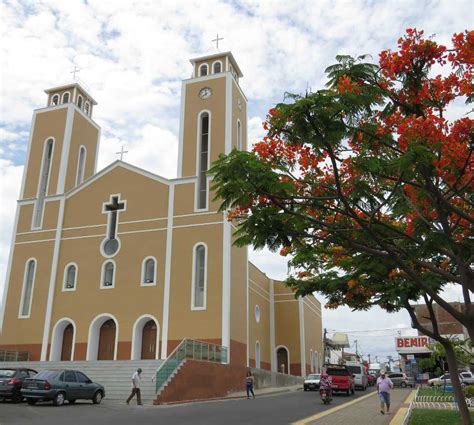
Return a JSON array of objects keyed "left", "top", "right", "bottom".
[
  {"left": 141, "top": 320, "right": 157, "bottom": 359},
  {"left": 98, "top": 319, "right": 116, "bottom": 360},
  {"left": 276, "top": 347, "right": 289, "bottom": 374},
  {"left": 60, "top": 324, "right": 74, "bottom": 361}
]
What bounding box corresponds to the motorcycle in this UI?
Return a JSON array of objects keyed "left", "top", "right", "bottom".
[{"left": 319, "top": 387, "right": 333, "bottom": 404}]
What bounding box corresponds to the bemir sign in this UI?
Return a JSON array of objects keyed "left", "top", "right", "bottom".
[{"left": 396, "top": 336, "right": 429, "bottom": 348}]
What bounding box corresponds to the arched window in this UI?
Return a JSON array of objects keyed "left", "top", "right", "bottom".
[
  {"left": 192, "top": 244, "right": 207, "bottom": 309},
  {"left": 255, "top": 304, "right": 260, "bottom": 323},
  {"left": 76, "top": 146, "right": 86, "bottom": 186},
  {"left": 51, "top": 94, "right": 59, "bottom": 106},
  {"left": 199, "top": 64, "right": 208, "bottom": 77},
  {"left": 255, "top": 341, "right": 261, "bottom": 369},
  {"left": 197, "top": 112, "right": 210, "bottom": 210},
  {"left": 63, "top": 263, "right": 77, "bottom": 290},
  {"left": 213, "top": 61, "right": 222, "bottom": 74},
  {"left": 84, "top": 102, "right": 90, "bottom": 115},
  {"left": 77, "top": 95, "right": 83, "bottom": 109},
  {"left": 101, "top": 261, "right": 115, "bottom": 288},
  {"left": 62, "top": 92, "right": 70, "bottom": 104},
  {"left": 141, "top": 257, "right": 156, "bottom": 285},
  {"left": 237, "top": 120, "right": 242, "bottom": 150},
  {"left": 19, "top": 259, "right": 36, "bottom": 318},
  {"left": 33, "top": 138, "right": 54, "bottom": 228}
]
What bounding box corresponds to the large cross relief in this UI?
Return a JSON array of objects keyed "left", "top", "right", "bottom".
[{"left": 101, "top": 194, "right": 127, "bottom": 257}]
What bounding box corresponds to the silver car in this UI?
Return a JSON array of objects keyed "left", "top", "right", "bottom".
[
  {"left": 387, "top": 372, "right": 414, "bottom": 388},
  {"left": 304, "top": 373, "right": 321, "bottom": 391}
]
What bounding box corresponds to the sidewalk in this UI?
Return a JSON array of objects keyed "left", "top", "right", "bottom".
[
  {"left": 295, "top": 388, "right": 412, "bottom": 425},
  {"left": 226, "top": 383, "right": 302, "bottom": 399}
]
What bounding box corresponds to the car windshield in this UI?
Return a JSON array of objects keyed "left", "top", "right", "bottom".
[
  {"left": 34, "top": 370, "right": 60, "bottom": 380},
  {"left": 326, "top": 368, "right": 349, "bottom": 376},
  {"left": 0, "top": 369, "right": 16, "bottom": 377},
  {"left": 307, "top": 374, "right": 320, "bottom": 380},
  {"left": 347, "top": 366, "right": 362, "bottom": 374}
]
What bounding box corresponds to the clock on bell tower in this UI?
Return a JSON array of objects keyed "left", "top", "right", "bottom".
[{"left": 177, "top": 51, "right": 247, "bottom": 211}]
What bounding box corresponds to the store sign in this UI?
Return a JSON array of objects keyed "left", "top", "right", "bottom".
[
  {"left": 407, "top": 354, "right": 415, "bottom": 360},
  {"left": 396, "top": 336, "right": 428, "bottom": 348}
]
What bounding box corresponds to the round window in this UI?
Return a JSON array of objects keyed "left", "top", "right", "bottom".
[{"left": 255, "top": 305, "right": 260, "bottom": 323}]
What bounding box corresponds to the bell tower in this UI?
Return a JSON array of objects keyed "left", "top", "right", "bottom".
[
  {"left": 177, "top": 52, "right": 247, "bottom": 210},
  {"left": 20, "top": 83, "right": 100, "bottom": 229}
]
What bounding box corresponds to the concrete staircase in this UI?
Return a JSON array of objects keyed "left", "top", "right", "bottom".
[{"left": 0, "top": 360, "right": 163, "bottom": 402}]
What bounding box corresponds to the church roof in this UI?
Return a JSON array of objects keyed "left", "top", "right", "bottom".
[
  {"left": 45, "top": 83, "right": 98, "bottom": 105},
  {"left": 189, "top": 51, "right": 243, "bottom": 78}
]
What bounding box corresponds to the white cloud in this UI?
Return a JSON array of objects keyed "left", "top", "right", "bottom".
[{"left": 0, "top": 0, "right": 472, "bottom": 358}]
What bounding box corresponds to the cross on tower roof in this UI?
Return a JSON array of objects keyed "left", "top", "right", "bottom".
[
  {"left": 70, "top": 65, "right": 81, "bottom": 81},
  {"left": 116, "top": 145, "right": 128, "bottom": 161},
  {"left": 212, "top": 34, "right": 224, "bottom": 50}
]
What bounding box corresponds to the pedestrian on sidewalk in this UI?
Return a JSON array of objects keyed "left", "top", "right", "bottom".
[
  {"left": 126, "top": 368, "right": 143, "bottom": 406},
  {"left": 245, "top": 370, "right": 255, "bottom": 399},
  {"left": 376, "top": 370, "right": 393, "bottom": 415}
]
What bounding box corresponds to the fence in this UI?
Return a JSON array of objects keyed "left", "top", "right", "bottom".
[{"left": 0, "top": 350, "right": 30, "bottom": 362}]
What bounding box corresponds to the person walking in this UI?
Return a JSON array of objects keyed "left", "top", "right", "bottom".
[
  {"left": 245, "top": 370, "right": 255, "bottom": 399},
  {"left": 126, "top": 368, "right": 143, "bottom": 405},
  {"left": 376, "top": 370, "right": 393, "bottom": 414}
]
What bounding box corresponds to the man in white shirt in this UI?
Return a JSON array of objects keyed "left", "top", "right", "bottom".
[
  {"left": 126, "top": 368, "right": 143, "bottom": 405},
  {"left": 376, "top": 370, "right": 394, "bottom": 415}
]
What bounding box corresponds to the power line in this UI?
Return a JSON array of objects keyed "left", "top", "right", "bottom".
[{"left": 327, "top": 326, "right": 412, "bottom": 333}]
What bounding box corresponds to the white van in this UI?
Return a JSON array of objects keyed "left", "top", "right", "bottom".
[{"left": 345, "top": 362, "right": 368, "bottom": 390}]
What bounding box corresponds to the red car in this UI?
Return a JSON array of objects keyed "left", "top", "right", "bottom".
[{"left": 325, "top": 365, "right": 355, "bottom": 396}]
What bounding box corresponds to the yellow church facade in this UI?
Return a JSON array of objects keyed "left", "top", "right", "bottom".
[{"left": 0, "top": 52, "right": 323, "bottom": 377}]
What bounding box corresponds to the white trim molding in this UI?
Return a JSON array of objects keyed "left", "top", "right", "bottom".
[
  {"left": 86, "top": 313, "right": 119, "bottom": 361},
  {"left": 161, "top": 184, "right": 174, "bottom": 359},
  {"left": 221, "top": 217, "right": 231, "bottom": 362},
  {"left": 75, "top": 145, "right": 87, "bottom": 186},
  {"left": 49, "top": 317, "right": 77, "bottom": 361},
  {"left": 140, "top": 256, "right": 157, "bottom": 286},
  {"left": 269, "top": 279, "right": 276, "bottom": 372},
  {"left": 61, "top": 91, "right": 71, "bottom": 104},
  {"left": 62, "top": 262, "right": 78, "bottom": 292},
  {"left": 131, "top": 314, "right": 160, "bottom": 360},
  {"left": 212, "top": 60, "right": 223, "bottom": 74},
  {"left": 56, "top": 104, "right": 75, "bottom": 194},
  {"left": 177, "top": 81, "right": 186, "bottom": 177},
  {"left": 191, "top": 242, "right": 208, "bottom": 310},
  {"left": 18, "top": 257, "right": 37, "bottom": 319},
  {"left": 298, "top": 296, "right": 306, "bottom": 377},
  {"left": 198, "top": 63, "right": 209, "bottom": 77}
]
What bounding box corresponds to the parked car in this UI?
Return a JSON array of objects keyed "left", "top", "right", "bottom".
[
  {"left": 387, "top": 372, "right": 414, "bottom": 388},
  {"left": 325, "top": 365, "right": 355, "bottom": 396},
  {"left": 367, "top": 374, "right": 376, "bottom": 387},
  {"left": 21, "top": 370, "right": 105, "bottom": 406},
  {"left": 428, "top": 373, "right": 452, "bottom": 387},
  {"left": 304, "top": 373, "right": 321, "bottom": 391},
  {"left": 0, "top": 367, "right": 37, "bottom": 403},
  {"left": 460, "top": 372, "right": 474, "bottom": 386},
  {"left": 346, "top": 362, "right": 368, "bottom": 390}
]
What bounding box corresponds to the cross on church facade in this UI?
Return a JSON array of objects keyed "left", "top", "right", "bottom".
[
  {"left": 70, "top": 65, "right": 81, "bottom": 81},
  {"left": 116, "top": 145, "right": 128, "bottom": 161},
  {"left": 101, "top": 195, "right": 127, "bottom": 256},
  {"left": 212, "top": 34, "right": 224, "bottom": 50}
]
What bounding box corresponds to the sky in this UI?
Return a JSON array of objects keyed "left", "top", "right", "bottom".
[{"left": 0, "top": 0, "right": 472, "bottom": 363}]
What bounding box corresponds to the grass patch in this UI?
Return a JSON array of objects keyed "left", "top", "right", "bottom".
[
  {"left": 408, "top": 409, "right": 474, "bottom": 425},
  {"left": 417, "top": 387, "right": 454, "bottom": 398}
]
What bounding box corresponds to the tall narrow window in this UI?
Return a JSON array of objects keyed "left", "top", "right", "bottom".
[
  {"left": 192, "top": 244, "right": 206, "bottom": 309},
  {"left": 33, "top": 138, "right": 54, "bottom": 228},
  {"left": 101, "top": 261, "right": 115, "bottom": 288},
  {"left": 76, "top": 146, "right": 86, "bottom": 186},
  {"left": 51, "top": 95, "right": 59, "bottom": 106},
  {"left": 141, "top": 257, "right": 156, "bottom": 285},
  {"left": 197, "top": 112, "right": 209, "bottom": 210},
  {"left": 213, "top": 61, "right": 221, "bottom": 73},
  {"left": 19, "top": 259, "right": 36, "bottom": 318},
  {"left": 237, "top": 120, "right": 242, "bottom": 150},
  {"left": 77, "top": 95, "right": 83, "bottom": 109},
  {"left": 63, "top": 264, "right": 77, "bottom": 290},
  {"left": 255, "top": 341, "right": 261, "bottom": 369},
  {"left": 84, "top": 102, "right": 90, "bottom": 115},
  {"left": 199, "top": 64, "right": 208, "bottom": 77},
  {"left": 62, "top": 92, "right": 70, "bottom": 104}
]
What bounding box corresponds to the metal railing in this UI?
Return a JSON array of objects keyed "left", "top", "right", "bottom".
[
  {"left": 155, "top": 338, "right": 228, "bottom": 394},
  {"left": 0, "top": 350, "right": 30, "bottom": 362}
]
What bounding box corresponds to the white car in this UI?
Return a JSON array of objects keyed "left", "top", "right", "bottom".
[{"left": 304, "top": 374, "right": 321, "bottom": 391}]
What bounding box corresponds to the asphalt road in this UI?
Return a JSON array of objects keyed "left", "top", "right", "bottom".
[{"left": 0, "top": 388, "right": 376, "bottom": 425}]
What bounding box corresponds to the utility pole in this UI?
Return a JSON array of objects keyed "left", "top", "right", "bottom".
[
  {"left": 368, "top": 354, "right": 371, "bottom": 364},
  {"left": 323, "top": 328, "right": 328, "bottom": 364},
  {"left": 354, "top": 339, "right": 359, "bottom": 359}
]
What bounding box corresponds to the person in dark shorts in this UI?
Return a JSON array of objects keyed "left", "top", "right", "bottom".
[{"left": 245, "top": 371, "right": 255, "bottom": 399}]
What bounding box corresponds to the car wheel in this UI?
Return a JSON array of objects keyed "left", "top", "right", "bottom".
[
  {"left": 53, "top": 392, "right": 66, "bottom": 406},
  {"left": 12, "top": 392, "right": 23, "bottom": 403},
  {"left": 92, "top": 390, "right": 103, "bottom": 404},
  {"left": 401, "top": 382, "right": 407, "bottom": 388},
  {"left": 26, "top": 398, "right": 37, "bottom": 405}
]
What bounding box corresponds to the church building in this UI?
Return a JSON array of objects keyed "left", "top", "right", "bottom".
[{"left": 0, "top": 51, "right": 323, "bottom": 377}]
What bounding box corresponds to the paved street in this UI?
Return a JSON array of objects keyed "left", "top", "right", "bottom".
[{"left": 0, "top": 388, "right": 388, "bottom": 425}]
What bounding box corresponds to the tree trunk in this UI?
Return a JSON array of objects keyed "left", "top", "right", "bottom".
[{"left": 442, "top": 339, "right": 472, "bottom": 425}]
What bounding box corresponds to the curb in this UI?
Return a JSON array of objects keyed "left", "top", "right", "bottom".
[
  {"left": 154, "top": 386, "right": 302, "bottom": 406},
  {"left": 389, "top": 389, "right": 418, "bottom": 425}
]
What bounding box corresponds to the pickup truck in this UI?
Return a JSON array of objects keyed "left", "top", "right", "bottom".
[{"left": 460, "top": 371, "right": 474, "bottom": 386}]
